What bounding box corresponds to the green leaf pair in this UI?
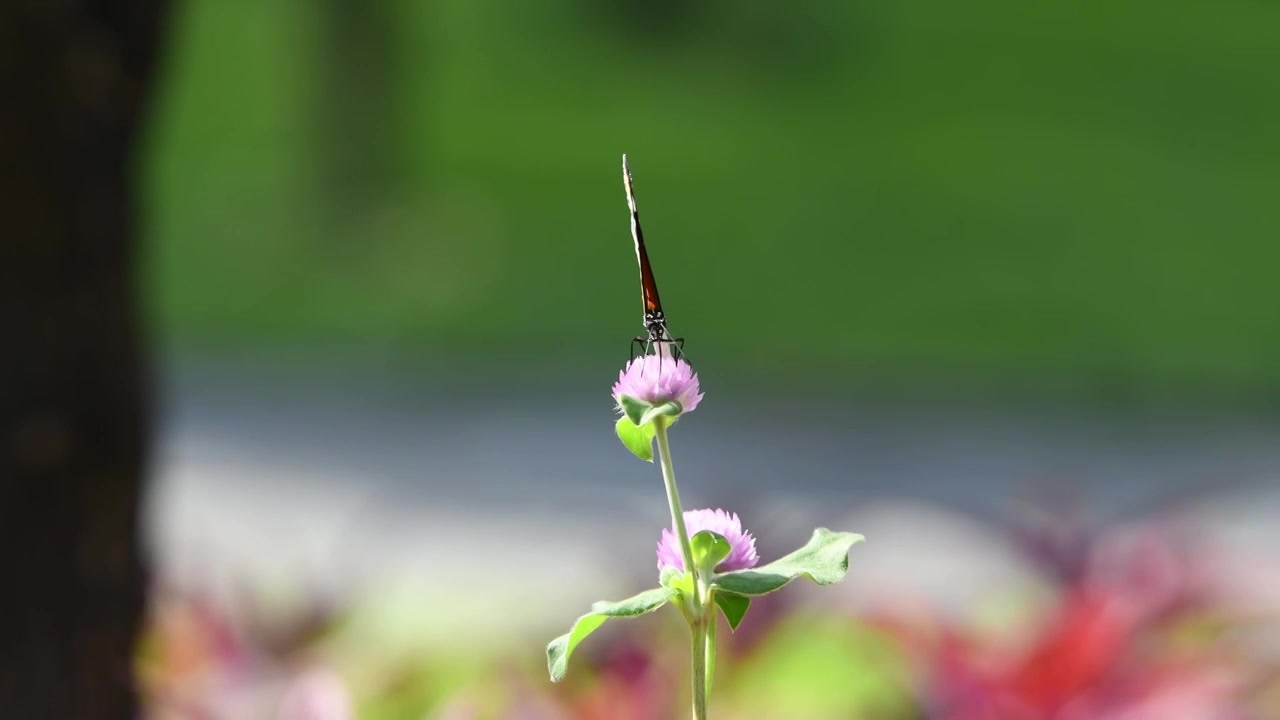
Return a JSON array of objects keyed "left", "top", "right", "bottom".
[
  {"left": 545, "top": 528, "right": 865, "bottom": 681},
  {"left": 614, "top": 395, "right": 682, "bottom": 461}
]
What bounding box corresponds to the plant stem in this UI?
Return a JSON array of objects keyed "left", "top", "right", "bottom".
[
  {"left": 652, "top": 417, "right": 708, "bottom": 720},
  {"left": 652, "top": 417, "right": 699, "bottom": 615},
  {"left": 691, "top": 616, "right": 710, "bottom": 720}
]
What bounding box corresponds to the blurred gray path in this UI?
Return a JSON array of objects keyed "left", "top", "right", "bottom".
[{"left": 146, "top": 357, "right": 1280, "bottom": 645}]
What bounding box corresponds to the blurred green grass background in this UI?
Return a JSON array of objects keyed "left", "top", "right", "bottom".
[{"left": 142, "top": 0, "right": 1280, "bottom": 390}]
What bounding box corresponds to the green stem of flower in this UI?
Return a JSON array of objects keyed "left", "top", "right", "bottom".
[
  {"left": 652, "top": 417, "right": 699, "bottom": 614},
  {"left": 651, "top": 416, "right": 708, "bottom": 720},
  {"left": 691, "top": 616, "right": 710, "bottom": 720}
]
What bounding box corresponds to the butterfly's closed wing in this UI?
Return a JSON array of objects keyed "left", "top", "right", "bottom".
[
  {"left": 623, "top": 154, "right": 665, "bottom": 323},
  {"left": 622, "top": 155, "right": 684, "bottom": 360}
]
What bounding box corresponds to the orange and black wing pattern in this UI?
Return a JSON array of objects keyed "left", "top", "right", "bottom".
[{"left": 623, "top": 154, "right": 663, "bottom": 322}]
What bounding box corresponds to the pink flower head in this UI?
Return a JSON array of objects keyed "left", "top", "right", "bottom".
[
  {"left": 657, "top": 509, "right": 759, "bottom": 573},
  {"left": 612, "top": 355, "right": 704, "bottom": 415}
]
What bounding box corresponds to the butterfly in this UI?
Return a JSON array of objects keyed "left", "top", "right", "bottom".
[{"left": 622, "top": 154, "right": 685, "bottom": 361}]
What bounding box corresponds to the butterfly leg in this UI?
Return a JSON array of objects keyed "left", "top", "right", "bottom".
[{"left": 631, "top": 336, "right": 648, "bottom": 363}]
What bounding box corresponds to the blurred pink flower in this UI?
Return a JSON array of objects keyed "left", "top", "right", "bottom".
[
  {"left": 1084, "top": 523, "right": 1206, "bottom": 626},
  {"left": 575, "top": 637, "right": 674, "bottom": 720},
  {"left": 277, "top": 667, "right": 352, "bottom": 720},
  {"left": 657, "top": 509, "right": 758, "bottom": 573},
  {"left": 612, "top": 355, "right": 703, "bottom": 415}
]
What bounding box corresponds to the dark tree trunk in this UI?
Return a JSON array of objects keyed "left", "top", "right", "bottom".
[{"left": 0, "top": 0, "right": 166, "bottom": 717}]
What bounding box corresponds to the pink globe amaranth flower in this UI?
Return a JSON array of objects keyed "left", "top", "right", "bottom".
[
  {"left": 657, "top": 509, "right": 759, "bottom": 573},
  {"left": 612, "top": 355, "right": 704, "bottom": 415}
]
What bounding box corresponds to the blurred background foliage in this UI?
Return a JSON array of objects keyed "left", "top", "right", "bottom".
[
  {"left": 131, "top": 2, "right": 1280, "bottom": 717},
  {"left": 144, "top": 0, "right": 1280, "bottom": 394}
]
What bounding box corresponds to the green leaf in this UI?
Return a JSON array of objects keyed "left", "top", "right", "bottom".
[
  {"left": 659, "top": 565, "right": 686, "bottom": 588},
  {"left": 715, "top": 528, "right": 864, "bottom": 597},
  {"left": 660, "top": 568, "right": 696, "bottom": 622},
  {"left": 714, "top": 591, "right": 751, "bottom": 631},
  {"left": 663, "top": 567, "right": 694, "bottom": 599},
  {"left": 546, "top": 586, "right": 676, "bottom": 682},
  {"left": 615, "top": 416, "right": 655, "bottom": 462},
  {"left": 690, "top": 530, "right": 731, "bottom": 573},
  {"left": 619, "top": 395, "right": 649, "bottom": 426},
  {"left": 639, "top": 401, "right": 682, "bottom": 426}
]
